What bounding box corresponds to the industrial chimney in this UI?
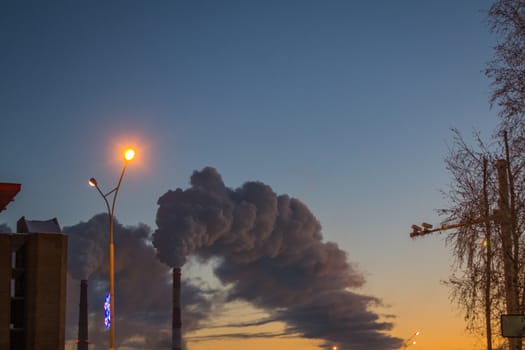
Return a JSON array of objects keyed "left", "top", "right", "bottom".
[
  {"left": 77, "top": 279, "right": 89, "bottom": 350},
  {"left": 173, "top": 268, "right": 182, "bottom": 350}
]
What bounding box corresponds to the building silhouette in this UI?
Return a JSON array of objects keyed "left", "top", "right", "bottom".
[{"left": 0, "top": 216, "right": 68, "bottom": 350}]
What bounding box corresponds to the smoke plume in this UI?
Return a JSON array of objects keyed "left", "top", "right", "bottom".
[
  {"left": 66, "top": 215, "right": 107, "bottom": 279},
  {"left": 153, "top": 167, "right": 402, "bottom": 350},
  {"left": 64, "top": 215, "right": 218, "bottom": 350}
]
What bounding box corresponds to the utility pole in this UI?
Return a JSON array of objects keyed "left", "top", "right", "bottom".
[
  {"left": 483, "top": 158, "right": 493, "bottom": 350},
  {"left": 496, "top": 159, "right": 521, "bottom": 350}
]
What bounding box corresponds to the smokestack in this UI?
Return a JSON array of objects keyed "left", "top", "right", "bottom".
[
  {"left": 173, "top": 268, "right": 182, "bottom": 350},
  {"left": 77, "top": 279, "right": 89, "bottom": 350}
]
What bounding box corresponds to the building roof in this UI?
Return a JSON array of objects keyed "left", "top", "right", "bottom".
[
  {"left": 17, "top": 216, "right": 62, "bottom": 233},
  {"left": 0, "top": 183, "right": 21, "bottom": 212}
]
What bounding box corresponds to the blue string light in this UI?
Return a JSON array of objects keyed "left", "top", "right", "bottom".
[{"left": 104, "top": 293, "right": 111, "bottom": 330}]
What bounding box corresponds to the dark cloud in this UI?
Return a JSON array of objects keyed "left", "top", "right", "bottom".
[
  {"left": 187, "top": 330, "right": 291, "bottom": 342},
  {"left": 153, "top": 167, "right": 403, "bottom": 350}
]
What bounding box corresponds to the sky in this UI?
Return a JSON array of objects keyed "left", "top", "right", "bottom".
[{"left": 0, "top": 1, "right": 503, "bottom": 349}]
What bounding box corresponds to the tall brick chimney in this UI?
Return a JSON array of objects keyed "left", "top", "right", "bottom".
[
  {"left": 173, "top": 268, "right": 182, "bottom": 350},
  {"left": 77, "top": 279, "right": 89, "bottom": 350}
]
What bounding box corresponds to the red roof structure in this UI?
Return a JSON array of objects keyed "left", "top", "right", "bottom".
[{"left": 0, "top": 183, "right": 21, "bottom": 212}]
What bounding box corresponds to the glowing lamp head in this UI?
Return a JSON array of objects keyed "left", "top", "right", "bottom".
[
  {"left": 88, "top": 178, "right": 98, "bottom": 187},
  {"left": 124, "top": 148, "right": 135, "bottom": 161}
]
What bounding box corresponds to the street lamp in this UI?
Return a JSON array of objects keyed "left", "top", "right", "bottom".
[
  {"left": 89, "top": 147, "right": 135, "bottom": 350},
  {"left": 402, "top": 331, "right": 420, "bottom": 349}
]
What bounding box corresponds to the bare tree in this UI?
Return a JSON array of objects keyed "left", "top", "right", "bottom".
[
  {"left": 440, "top": 128, "right": 525, "bottom": 350},
  {"left": 432, "top": 1, "right": 525, "bottom": 349},
  {"left": 440, "top": 129, "right": 506, "bottom": 350},
  {"left": 486, "top": 0, "right": 525, "bottom": 126}
]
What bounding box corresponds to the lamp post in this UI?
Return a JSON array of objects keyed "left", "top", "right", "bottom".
[{"left": 89, "top": 148, "right": 135, "bottom": 350}]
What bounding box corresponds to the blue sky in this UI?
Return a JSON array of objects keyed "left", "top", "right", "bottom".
[{"left": 1, "top": 1, "right": 500, "bottom": 349}]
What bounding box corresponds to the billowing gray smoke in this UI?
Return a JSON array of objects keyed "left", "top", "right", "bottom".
[
  {"left": 64, "top": 214, "right": 219, "bottom": 350},
  {"left": 153, "top": 167, "right": 403, "bottom": 350},
  {"left": 67, "top": 215, "right": 107, "bottom": 280}
]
